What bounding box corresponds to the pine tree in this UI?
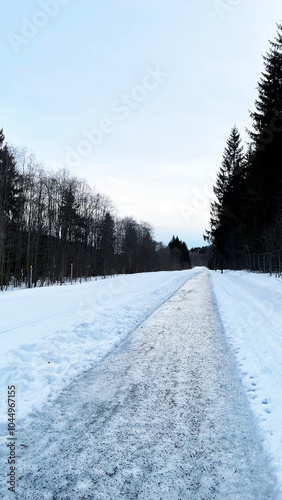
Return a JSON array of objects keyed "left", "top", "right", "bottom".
[
  {"left": 249, "top": 23, "right": 282, "bottom": 143},
  {"left": 244, "top": 22, "right": 282, "bottom": 251},
  {"left": 0, "top": 130, "right": 23, "bottom": 288},
  {"left": 168, "top": 236, "right": 191, "bottom": 269},
  {"left": 205, "top": 126, "right": 246, "bottom": 268},
  {"left": 180, "top": 241, "right": 191, "bottom": 268}
]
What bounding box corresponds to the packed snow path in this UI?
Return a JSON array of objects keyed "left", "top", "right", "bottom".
[{"left": 9, "top": 271, "right": 277, "bottom": 499}]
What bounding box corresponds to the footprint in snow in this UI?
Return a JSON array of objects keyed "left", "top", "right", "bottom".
[{"left": 261, "top": 399, "right": 271, "bottom": 413}]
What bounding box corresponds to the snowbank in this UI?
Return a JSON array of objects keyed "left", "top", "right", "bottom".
[{"left": 211, "top": 269, "right": 282, "bottom": 495}]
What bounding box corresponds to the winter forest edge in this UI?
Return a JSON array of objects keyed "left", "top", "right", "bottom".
[{"left": 1, "top": 21, "right": 282, "bottom": 288}]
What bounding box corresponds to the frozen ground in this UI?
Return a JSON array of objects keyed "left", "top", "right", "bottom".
[
  {"left": 0, "top": 269, "right": 198, "bottom": 433},
  {"left": 0, "top": 269, "right": 279, "bottom": 499}
]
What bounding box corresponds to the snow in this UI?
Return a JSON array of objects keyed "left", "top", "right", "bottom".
[
  {"left": 1, "top": 267, "right": 282, "bottom": 498},
  {"left": 0, "top": 269, "right": 199, "bottom": 433},
  {"left": 1, "top": 270, "right": 277, "bottom": 499},
  {"left": 211, "top": 269, "right": 282, "bottom": 497}
]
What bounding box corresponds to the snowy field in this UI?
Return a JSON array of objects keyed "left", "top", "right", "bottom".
[
  {"left": 0, "top": 269, "right": 199, "bottom": 433},
  {"left": 211, "top": 269, "right": 282, "bottom": 496},
  {"left": 1, "top": 267, "right": 282, "bottom": 498}
]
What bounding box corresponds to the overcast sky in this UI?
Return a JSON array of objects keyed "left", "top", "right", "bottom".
[{"left": 1, "top": 1, "right": 281, "bottom": 247}]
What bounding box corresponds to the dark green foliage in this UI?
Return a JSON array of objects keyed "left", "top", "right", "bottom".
[
  {"left": 206, "top": 22, "right": 282, "bottom": 268},
  {"left": 205, "top": 126, "right": 246, "bottom": 269},
  {"left": 249, "top": 23, "right": 282, "bottom": 143},
  {"left": 243, "top": 23, "right": 282, "bottom": 250},
  {"left": 168, "top": 236, "right": 191, "bottom": 269},
  {"left": 0, "top": 131, "right": 23, "bottom": 288}
]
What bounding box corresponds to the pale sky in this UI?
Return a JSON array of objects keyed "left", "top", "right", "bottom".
[{"left": 1, "top": 1, "right": 281, "bottom": 246}]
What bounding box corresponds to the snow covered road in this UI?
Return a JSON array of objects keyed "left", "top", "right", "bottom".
[
  {"left": 3, "top": 270, "right": 277, "bottom": 499},
  {"left": 0, "top": 269, "right": 198, "bottom": 431}
]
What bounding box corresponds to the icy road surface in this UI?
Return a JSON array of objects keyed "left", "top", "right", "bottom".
[
  {"left": 6, "top": 270, "right": 277, "bottom": 499},
  {"left": 0, "top": 269, "right": 198, "bottom": 430}
]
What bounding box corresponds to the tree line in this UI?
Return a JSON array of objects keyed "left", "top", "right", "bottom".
[
  {"left": 0, "top": 137, "right": 191, "bottom": 289},
  {"left": 205, "top": 22, "right": 282, "bottom": 270}
]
